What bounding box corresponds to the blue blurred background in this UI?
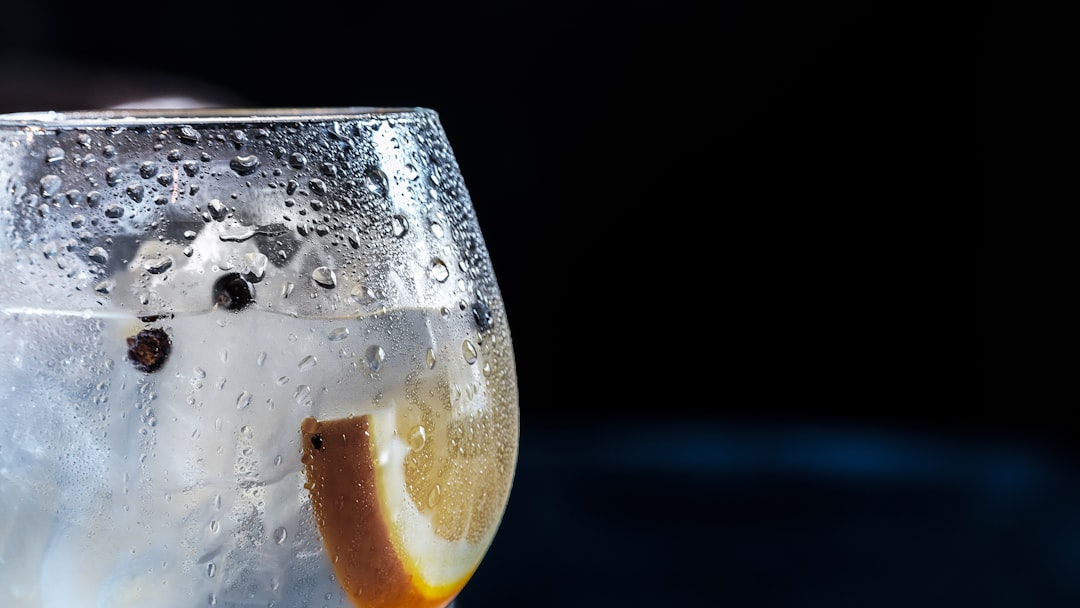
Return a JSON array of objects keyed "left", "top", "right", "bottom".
[{"left": 3, "top": 1, "right": 1077, "bottom": 605}]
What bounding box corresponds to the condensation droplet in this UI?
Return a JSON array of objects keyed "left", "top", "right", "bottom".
[
  {"left": 145, "top": 257, "right": 173, "bottom": 274},
  {"left": 87, "top": 247, "right": 109, "bottom": 263},
  {"left": 236, "top": 391, "right": 253, "bottom": 410},
  {"left": 209, "top": 520, "right": 219, "bottom": 534},
  {"left": 207, "top": 199, "right": 227, "bottom": 221},
  {"left": 46, "top": 147, "right": 65, "bottom": 163},
  {"left": 311, "top": 266, "right": 337, "bottom": 288},
  {"left": 177, "top": 126, "right": 200, "bottom": 144},
  {"left": 427, "top": 484, "right": 442, "bottom": 508},
  {"left": 274, "top": 527, "right": 288, "bottom": 545},
  {"left": 298, "top": 355, "right": 317, "bottom": 372},
  {"left": 425, "top": 347, "right": 436, "bottom": 369},
  {"left": 362, "top": 166, "right": 388, "bottom": 197},
  {"left": 40, "top": 175, "right": 62, "bottom": 197},
  {"left": 430, "top": 222, "right": 444, "bottom": 239},
  {"left": 363, "top": 345, "right": 386, "bottom": 373},
  {"left": 461, "top": 340, "right": 478, "bottom": 365},
  {"left": 390, "top": 215, "right": 408, "bottom": 237},
  {"left": 244, "top": 252, "right": 268, "bottom": 280},
  {"left": 219, "top": 224, "right": 257, "bottom": 242},
  {"left": 328, "top": 327, "right": 349, "bottom": 341},
  {"left": 294, "top": 384, "right": 312, "bottom": 406},
  {"left": 126, "top": 183, "right": 144, "bottom": 202},
  {"left": 409, "top": 425, "right": 427, "bottom": 451},
  {"left": 349, "top": 284, "right": 375, "bottom": 303},
  {"left": 430, "top": 258, "right": 449, "bottom": 282},
  {"left": 230, "top": 155, "right": 260, "bottom": 176},
  {"left": 207, "top": 563, "right": 216, "bottom": 578}
]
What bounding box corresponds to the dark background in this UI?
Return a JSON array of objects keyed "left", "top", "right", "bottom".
[{"left": 3, "top": 1, "right": 1079, "bottom": 606}]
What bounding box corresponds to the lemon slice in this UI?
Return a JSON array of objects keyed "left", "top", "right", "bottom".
[{"left": 301, "top": 371, "right": 517, "bottom": 608}]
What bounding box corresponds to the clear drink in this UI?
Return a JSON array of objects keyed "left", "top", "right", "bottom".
[{"left": 0, "top": 108, "right": 518, "bottom": 608}]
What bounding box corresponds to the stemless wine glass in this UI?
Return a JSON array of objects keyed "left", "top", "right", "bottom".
[{"left": 0, "top": 107, "right": 519, "bottom": 608}]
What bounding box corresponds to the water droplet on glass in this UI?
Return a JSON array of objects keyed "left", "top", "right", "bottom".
[
  {"left": 218, "top": 224, "right": 257, "bottom": 242},
  {"left": 105, "top": 166, "right": 122, "bottom": 186},
  {"left": 390, "top": 215, "right": 408, "bottom": 237},
  {"left": 257, "top": 352, "right": 267, "bottom": 366},
  {"left": 207, "top": 562, "right": 216, "bottom": 578},
  {"left": 328, "top": 327, "right": 349, "bottom": 341},
  {"left": 126, "top": 183, "right": 144, "bottom": 202},
  {"left": 244, "top": 252, "right": 268, "bottom": 281},
  {"left": 177, "top": 126, "right": 200, "bottom": 144},
  {"left": 209, "top": 520, "right": 219, "bottom": 533},
  {"left": 94, "top": 280, "right": 113, "bottom": 294},
  {"left": 430, "top": 258, "right": 449, "bottom": 282},
  {"left": 88, "top": 247, "right": 109, "bottom": 263},
  {"left": 408, "top": 425, "right": 427, "bottom": 451},
  {"left": 349, "top": 284, "right": 375, "bottom": 303},
  {"left": 288, "top": 152, "right": 306, "bottom": 168},
  {"left": 281, "top": 281, "right": 295, "bottom": 298},
  {"left": 230, "top": 155, "right": 260, "bottom": 176},
  {"left": 461, "top": 339, "right": 478, "bottom": 365},
  {"left": 472, "top": 296, "right": 493, "bottom": 332},
  {"left": 46, "top": 147, "right": 65, "bottom": 163},
  {"left": 293, "top": 384, "right": 312, "bottom": 406},
  {"left": 104, "top": 204, "right": 125, "bottom": 218},
  {"left": 229, "top": 129, "right": 247, "bottom": 148},
  {"left": 40, "top": 175, "right": 62, "bottom": 197},
  {"left": 430, "top": 222, "right": 444, "bottom": 239},
  {"left": 363, "top": 345, "right": 386, "bottom": 373},
  {"left": 362, "top": 166, "right": 388, "bottom": 197},
  {"left": 236, "top": 391, "right": 253, "bottom": 410},
  {"left": 207, "top": 199, "right": 227, "bottom": 221},
  {"left": 145, "top": 257, "right": 174, "bottom": 274},
  {"left": 425, "top": 347, "right": 436, "bottom": 369},
  {"left": 311, "top": 266, "right": 337, "bottom": 288},
  {"left": 427, "top": 484, "right": 441, "bottom": 508},
  {"left": 309, "top": 178, "right": 327, "bottom": 195},
  {"left": 297, "top": 355, "right": 317, "bottom": 372},
  {"left": 274, "top": 527, "right": 288, "bottom": 545}
]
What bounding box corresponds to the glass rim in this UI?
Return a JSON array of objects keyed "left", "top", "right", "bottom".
[{"left": 0, "top": 106, "right": 434, "bottom": 128}]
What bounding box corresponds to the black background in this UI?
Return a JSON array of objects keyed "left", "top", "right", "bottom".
[{"left": 3, "top": 1, "right": 1079, "bottom": 606}]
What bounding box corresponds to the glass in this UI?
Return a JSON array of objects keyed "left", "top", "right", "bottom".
[{"left": 0, "top": 107, "right": 519, "bottom": 608}]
